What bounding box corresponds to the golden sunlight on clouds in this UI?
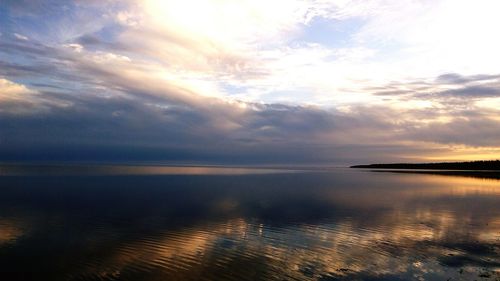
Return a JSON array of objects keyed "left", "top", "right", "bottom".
[
  {"left": 475, "top": 97, "right": 500, "bottom": 113},
  {"left": 421, "top": 146, "right": 500, "bottom": 162},
  {"left": 0, "top": 78, "right": 35, "bottom": 102}
]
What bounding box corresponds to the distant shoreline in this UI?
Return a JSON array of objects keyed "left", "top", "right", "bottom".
[{"left": 350, "top": 160, "right": 500, "bottom": 171}]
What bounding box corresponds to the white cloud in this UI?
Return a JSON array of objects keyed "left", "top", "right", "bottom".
[
  {"left": 0, "top": 78, "right": 35, "bottom": 101},
  {"left": 104, "top": 0, "right": 499, "bottom": 107},
  {"left": 64, "top": 43, "right": 84, "bottom": 53},
  {"left": 13, "top": 33, "right": 29, "bottom": 41}
]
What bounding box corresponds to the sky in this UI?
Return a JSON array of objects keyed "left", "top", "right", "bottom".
[{"left": 1, "top": 0, "right": 500, "bottom": 165}]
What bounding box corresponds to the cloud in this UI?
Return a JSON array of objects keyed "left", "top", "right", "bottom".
[
  {"left": 1, "top": 0, "right": 500, "bottom": 164},
  {"left": 0, "top": 77, "right": 34, "bottom": 99},
  {"left": 13, "top": 33, "right": 28, "bottom": 41},
  {"left": 1, "top": 77, "right": 498, "bottom": 164},
  {"left": 1, "top": 29, "right": 500, "bottom": 163},
  {"left": 436, "top": 73, "right": 500, "bottom": 85},
  {"left": 440, "top": 86, "right": 499, "bottom": 98}
]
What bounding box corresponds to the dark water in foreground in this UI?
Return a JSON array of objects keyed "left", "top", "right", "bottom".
[{"left": 0, "top": 166, "right": 498, "bottom": 281}]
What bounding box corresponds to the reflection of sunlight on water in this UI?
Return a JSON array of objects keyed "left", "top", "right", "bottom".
[
  {"left": 71, "top": 219, "right": 253, "bottom": 280},
  {"left": 325, "top": 173, "right": 500, "bottom": 211},
  {"left": 66, "top": 210, "right": 499, "bottom": 280},
  {"left": 0, "top": 169, "right": 498, "bottom": 280},
  {"left": 396, "top": 173, "right": 500, "bottom": 196},
  {"left": 0, "top": 165, "right": 301, "bottom": 176},
  {"left": 0, "top": 219, "right": 24, "bottom": 245}
]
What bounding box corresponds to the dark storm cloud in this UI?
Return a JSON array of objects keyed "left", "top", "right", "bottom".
[
  {"left": 405, "top": 117, "right": 500, "bottom": 147},
  {"left": 1, "top": 87, "right": 498, "bottom": 164},
  {"left": 0, "top": 89, "right": 346, "bottom": 164},
  {"left": 439, "top": 86, "right": 499, "bottom": 98},
  {"left": 0, "top": 61, "right": 58, "bottom": 78},
  {"left": 370, "top": 73, "right": 500, "bottom": 99},
  {"left": 0, "top": 40, "right": 56, "bottom": 57},
  {"left": 436, "top": 73, "right": 500, "bottom": 84},
  {"left": 0, "top": 83, "right": 467, "bottom": 164},
  {"left": 75, "top": 34, "right": 130, "bottom": 52}
]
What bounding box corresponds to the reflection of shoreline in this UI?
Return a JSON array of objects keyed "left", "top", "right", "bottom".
[
  {"left": 351, "top": 160, "right": 500, "bottom": 170},
  {"left": 367, "top": 169, "right": 500, "bottom": 180}
]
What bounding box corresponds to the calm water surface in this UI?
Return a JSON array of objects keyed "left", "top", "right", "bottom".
[{"left": 0, "top": 166, "right": 498, "bottom": 280}]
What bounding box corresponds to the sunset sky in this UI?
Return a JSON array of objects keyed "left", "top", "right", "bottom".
[{"left": 1, "top": 0, "right": 500, "bottom": 165}]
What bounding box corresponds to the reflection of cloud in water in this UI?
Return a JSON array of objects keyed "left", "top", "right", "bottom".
[
  {"left": 255, "top": 211, "right": 499, "bottom": 280},
  {"left": 0, "top": 170, "right": 498, "bottom": 280},
  {"left": 65, "top": 208, "right": 499, "bottom": 280}
]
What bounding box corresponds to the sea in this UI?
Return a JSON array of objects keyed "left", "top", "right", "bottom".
[{"left": 0, "top": 165, "right": 498, "bottom": 280}]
